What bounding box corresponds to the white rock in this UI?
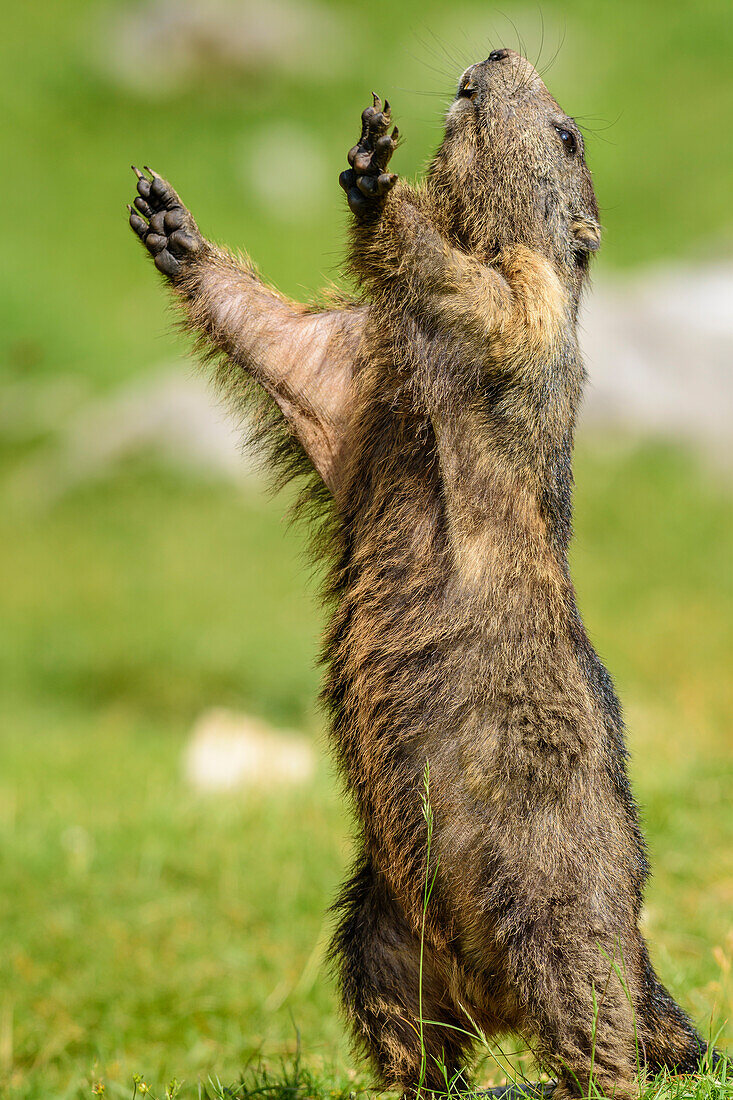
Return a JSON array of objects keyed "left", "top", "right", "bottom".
[
  {"left": 61, "top": 366, "right": 247, "bottom": 480},
  {"left": 183, "top": 708, "right": 315, "bottom": 792},
  {"left": 579, "top": 262, "right": 733, "bottom": 465},
  {"left": 10, "top": 365, "right": 256, "bottom": 502}
]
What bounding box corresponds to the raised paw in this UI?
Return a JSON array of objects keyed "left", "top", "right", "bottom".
[
  {"left": 339, "top": 94, "right": 399, "bottom": 215},
  {"left": 128, "top": 166, "right": 205, "bottom": 279}
]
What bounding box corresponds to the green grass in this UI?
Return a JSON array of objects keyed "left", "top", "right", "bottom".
[
  {"left": 119, "top": 1056, "right": 733, "bottom": 1100},
  {"left": 2, "top": 0, "right": 732, "bottom": 1096}
]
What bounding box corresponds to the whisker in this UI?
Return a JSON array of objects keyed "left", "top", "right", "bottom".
[
  {"left": 412, "top": 28, "right": 465, "bottom": 81},
  {"left": 538, "top": 21, "right": 567, "bottom": 80},
  {"left": 408, "top": 47, "right": 457, "bottom": 84},
  {"left": 471, "top": 19, "right": 504, "bottom": 60},
  {"left": 459, "top": 23, "right": 485, "bottom": 59},
  {"left": 425, "top": 25, "right": 470, "bottom": 71},
  {"left": 396, "top": 87, "right": 454, "bottom": 99},
  {"left": 501, "top": 7, "right": 528, "bottom": 60},
  {"left": 584, "top": 130, "right": 617, "bottom": 147},
  {"left": 495, "top": 10, "right": 532, "bottom": 94},
  {"left": 574, "top": 111, "right": 624, "bottom": 132},
  {"left": 534, "top": 4, "right": 547, "bottom": 73}
]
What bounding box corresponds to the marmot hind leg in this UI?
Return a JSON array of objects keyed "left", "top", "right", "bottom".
[
  {"left": 329, "top": 857, "right": 473, "bottom": 1095},
  {"left": 634, "top": 944, "right": 714, "bottom": 1075},
  {"left": 501, "top": 921, "right": 643, "bottom": 1100}
]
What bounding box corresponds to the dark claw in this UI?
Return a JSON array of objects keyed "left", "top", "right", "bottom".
[
  {"left": 392, "top": 126, "right": 399, "bottom": 142},
  {"left": 372, "top": 92, "right": 381, "bottom": 111},
  {"left": 131, "top": 165, "right": 145, "bottom": 179},
  {"left": 480, "top": 1082, "right": 556, "bottom": 1100}
]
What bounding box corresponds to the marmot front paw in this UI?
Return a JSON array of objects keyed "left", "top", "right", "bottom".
[
  {"left": 339, "top": 94, "right": 399, "bottom": 215},
  {"left": 128, "top": 167, "right": 205, "bottom": 279}
]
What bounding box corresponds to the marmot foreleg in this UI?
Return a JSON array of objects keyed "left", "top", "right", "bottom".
[
  {"left": 330, "top": 857, "right": 476, "bottom": 1096},
  {"left": 128, "top": 166, "right": 363, "bottom": 494}
]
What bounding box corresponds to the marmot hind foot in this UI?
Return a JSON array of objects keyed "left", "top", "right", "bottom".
[{"left": 479, "top": 1082, "right": 556, "bottom": 1100}]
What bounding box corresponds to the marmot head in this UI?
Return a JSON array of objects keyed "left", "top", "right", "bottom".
[{"left": 428, "top": 49, "right": 600, "bottom": 279}]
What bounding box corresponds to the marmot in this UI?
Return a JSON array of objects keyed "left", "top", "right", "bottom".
[{"left": 128, "top": 47, "right": 715, "bottom": 1099}]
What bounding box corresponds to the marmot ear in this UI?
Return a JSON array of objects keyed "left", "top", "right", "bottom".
[{"left": 571, "top": 216, "right": 601, "bottom": 253}]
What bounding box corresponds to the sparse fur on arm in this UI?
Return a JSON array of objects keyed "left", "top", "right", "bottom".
[{"left": 174, "top": 245, "right": 364, "bottom": 494}]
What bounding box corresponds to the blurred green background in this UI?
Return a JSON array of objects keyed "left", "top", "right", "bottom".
[{"left": 1, "top": 1, "right": 732, "bottom": 1098}]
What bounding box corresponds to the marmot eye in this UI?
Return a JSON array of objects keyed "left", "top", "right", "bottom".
[
  {"left": 457, "top": 84, "right": 476, "bottom": 99},
  {"left": 555, "top": 126, "right": 577, "bottom": 155}
]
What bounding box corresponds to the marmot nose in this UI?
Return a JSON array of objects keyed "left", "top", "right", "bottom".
[{"left": 487, "top": 49, "right": 509, "bottom": 62}]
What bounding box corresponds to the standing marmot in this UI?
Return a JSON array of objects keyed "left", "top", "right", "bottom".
[{"left": 128, "top": 47, "right": 715, "bottom": 1099}]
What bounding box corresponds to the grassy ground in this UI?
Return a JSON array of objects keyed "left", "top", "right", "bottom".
[{"left": 2, "top": 0, "right": 733, "bottom": 1097}]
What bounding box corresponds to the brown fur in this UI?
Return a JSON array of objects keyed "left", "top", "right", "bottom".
[{"left": 128, "top": 48, "right": 716, "bottom": 1099}]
